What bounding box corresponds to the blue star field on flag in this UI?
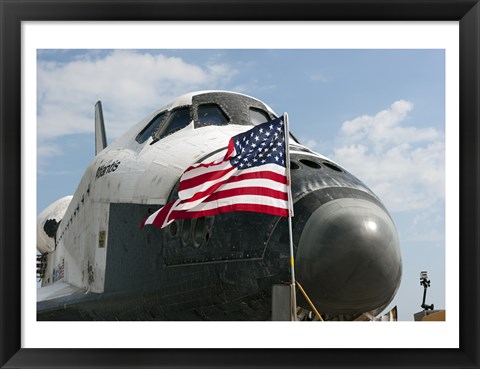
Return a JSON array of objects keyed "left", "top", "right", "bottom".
[{"left": 229, "top": 116, "right": 286, "bottom": 169}]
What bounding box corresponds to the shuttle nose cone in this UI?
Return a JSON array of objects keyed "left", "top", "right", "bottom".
[{"left": 296, "top": 198, "right": 401, "bottom": 315}]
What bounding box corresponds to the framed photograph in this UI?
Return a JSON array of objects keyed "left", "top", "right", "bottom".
[{"left": 1, "top": 0, "right": 479, "bottom": 368}]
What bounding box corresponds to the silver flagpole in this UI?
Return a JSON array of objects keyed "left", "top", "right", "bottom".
[{"left": 283, "top": 112, "right": 297, "bottom": 321}]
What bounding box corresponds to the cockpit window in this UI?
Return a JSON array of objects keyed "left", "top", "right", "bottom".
[
  {"left": 198, "top": 104, "right": 229, "bottom": 127},
  {"left": 159, "top": 107, "right": 192, "bottom": 139},
  {"left": 136, "top": 112, "right": 166, "bottom": 144},
  {"left": 250, "top": 108, "right": 271, "bottom": 125}
]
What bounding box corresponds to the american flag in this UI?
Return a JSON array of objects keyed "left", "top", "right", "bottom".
[{"left": 142, "top": 116, "right": 290, "bottom": 229}]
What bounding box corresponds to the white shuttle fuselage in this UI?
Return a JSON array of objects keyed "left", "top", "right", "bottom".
[{"left": 37, "top": 91, "right": 402, "bottom": 321}]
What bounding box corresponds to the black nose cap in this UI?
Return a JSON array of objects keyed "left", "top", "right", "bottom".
[{"left": 296, "top": 198, "right": 402, "bottom": 315}]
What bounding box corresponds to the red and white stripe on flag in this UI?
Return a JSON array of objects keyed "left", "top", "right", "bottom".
[{"left": 142, "top": 117, "right": 289, "bottom": 229}]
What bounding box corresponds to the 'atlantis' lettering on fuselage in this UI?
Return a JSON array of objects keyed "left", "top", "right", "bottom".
[{"left": 96, "top": 160, "right": 121, "bottom": 179}]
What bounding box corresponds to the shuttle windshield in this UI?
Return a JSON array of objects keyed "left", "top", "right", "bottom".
[
  {"left": 136, "top": 112, "right": 166, "bottom": 144},
  {"left": 249, "top": 107, "right": 270, "bottom": 125},
  {"left": 141, "top": 91, "right": 300, "bottom": 144},
  {"left": 159, "top": 107, "right": 191, "bottom": 139},
  {"left": 197, "top": 104, "right": 229, "bottom": 127}
]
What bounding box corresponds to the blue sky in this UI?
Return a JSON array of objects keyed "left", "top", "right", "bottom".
[{"left": 37, "top": 49, "right": 445, "bottom": 321}]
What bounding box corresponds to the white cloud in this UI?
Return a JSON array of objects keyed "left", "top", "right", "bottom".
[
  {"left": 340, "top": 100, "right": 440, "bottom": 153},
  {"left": 332, "top": 100, "right": 445, "bottom": 213},
  {"left": 37, "top": 142, "right": 62, "bottom": 158},
  {"left": 298, "top": 137, "right": 318, "bottom": 149},
  {"left": 37, "top": 50, "right": 238, "bottom": 152},
  {"left": 407, "top": 208, "right": 445, "bottom": 244}
]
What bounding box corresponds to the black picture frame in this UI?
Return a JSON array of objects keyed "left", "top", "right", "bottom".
[{"left": 1, "top": 1, "right": 479, "bottom": 368}]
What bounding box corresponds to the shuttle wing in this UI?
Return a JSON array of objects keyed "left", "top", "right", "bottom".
[{"left": 37, "top": 282, "right": 85, "bottom": 302}]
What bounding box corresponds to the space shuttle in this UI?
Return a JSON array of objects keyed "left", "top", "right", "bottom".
[{"left": 37, "top": 91, "right": 402, "bottom": 321}]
